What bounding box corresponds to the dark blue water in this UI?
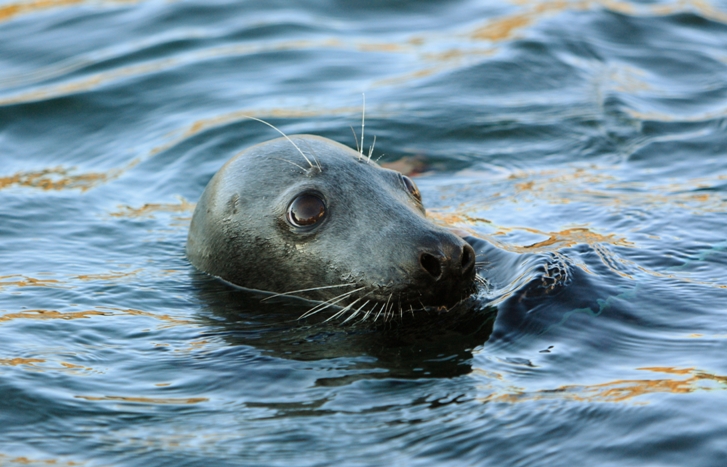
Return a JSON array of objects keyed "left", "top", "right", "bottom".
[{"left": 2, "top": 0, "right": 727, "bottom": 465}]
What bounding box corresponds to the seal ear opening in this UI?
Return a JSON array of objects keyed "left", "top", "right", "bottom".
[{"left": 399, "top": 174, "right": 422, "bottom": 203}]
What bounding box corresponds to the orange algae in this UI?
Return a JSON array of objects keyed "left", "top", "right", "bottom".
[{"left": 481, "top": 367, "right": 727, "bottom": 405}]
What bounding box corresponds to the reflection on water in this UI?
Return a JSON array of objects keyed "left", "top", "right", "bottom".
[
  {"left": 109, "top": 199, "right": 193, "bottom": 218},
  {"left": 483, "top": 366, "right": 727, "bottom": 404},
  {"left": 0, "top": 275, "right": 62, "bottom": 289},
  {"left": 75, "top": 394, "right": 209, "bottom": 404},
  {"left": 2, "top": 0, "right": 727, "bottom": 465},
  {"left": 0, "top": 166, "right": 121, "bottom": 191}
]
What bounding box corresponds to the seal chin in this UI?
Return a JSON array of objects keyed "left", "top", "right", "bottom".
[{"left": 355, "top": 276, "right": 478, "bottom": 312}]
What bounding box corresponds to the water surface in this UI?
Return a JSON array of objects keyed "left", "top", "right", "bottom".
[{"left": 2, "top": 0, "right": 727, "bottom": 465}]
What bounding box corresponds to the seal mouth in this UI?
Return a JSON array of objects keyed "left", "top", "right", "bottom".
[{"left": 299, "top": 278, "right": 480, "bottom": 324}]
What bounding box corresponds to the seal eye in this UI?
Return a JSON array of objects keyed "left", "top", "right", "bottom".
[
  {"left": 401, "top": 175, "right": 422, "bottom": 202},
  {"left": 287, "top": 193, "right": 326, "bottom": 227}
]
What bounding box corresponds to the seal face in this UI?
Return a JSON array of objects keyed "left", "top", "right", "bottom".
[{"left": 187, "top": 134, "right": 476, "bottom": 317}]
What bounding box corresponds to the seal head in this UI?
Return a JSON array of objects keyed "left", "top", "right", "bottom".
[{"left": 187, "top": 135, "right": 476, "bottom": 315}]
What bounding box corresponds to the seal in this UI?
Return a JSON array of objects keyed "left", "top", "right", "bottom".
[{"left": 187, "top": 134, "right": 476, "bottom": 321}]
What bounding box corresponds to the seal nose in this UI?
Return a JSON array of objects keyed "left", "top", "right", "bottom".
[
  {"left": 461, "top": 242, "right": 476, "bottom": 275},
  {"left": 419, "top": 240, "right": 476, "bottom": 281},
  {"left": 420, "top": 252, "right": 443, "bottom": 279}
]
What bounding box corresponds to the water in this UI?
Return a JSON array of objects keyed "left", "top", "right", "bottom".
[{"left": 1, "top": 0, "right": 727, "bottom": 465}]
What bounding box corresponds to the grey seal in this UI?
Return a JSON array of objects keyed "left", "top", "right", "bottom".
[{"left": 187, "top": 134, "right": 476, "bottom": 321}]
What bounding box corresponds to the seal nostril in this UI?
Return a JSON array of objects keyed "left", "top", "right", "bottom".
[
  {"left": 461, "top": 243, "right": 475, "bottom": 274},
  {"left": 420, "top": 252, "right": 443, "bottom": 280}
]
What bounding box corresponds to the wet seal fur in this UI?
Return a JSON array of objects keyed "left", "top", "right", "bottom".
[{"left": 187, "top": 135, "right": 477, "bottom": 322}]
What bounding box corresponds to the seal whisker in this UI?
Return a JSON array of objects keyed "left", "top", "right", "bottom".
[
  {"left": 383, "top": 293, "right": 393, "bottom": 320},
  {"left": 386, "top": 300, "right": 396, "bottom": 322},
  {"left": 384, "top": 302, "right": 401, "bottom": 321},
  {"left": 373, "top": 301, "right": 387, "bottom": 322},
  {"left": 271, "top": 157, "right": 307, "bottom": 173},
  {"left": 261, "top": 283, "right": 356, "bottom": 301},
  {"left": 371, "top": 303, "right": 380, "bottom": 322},
  {"left": 329, "top": 295, "right": 367, "bottom": 323},
  {"left": 299, "top": 287, "right": 365, "bottom": 319},
  {"left": 300, "top": 300, "right": 346, "bottom": 320},
  {"left": 238, "top": 114, "right": 316, "bottom": 169},
  {"left": 359, "top": 93, "right": 365, "bottom": 162},
  {"left": 301, "top": 139, "right": 323, "bottom": 172},
  {"left": 350, "top": 126, "right": 360, "bottom": 153},
  {"left": 350, "top": 298, "right": 375, "bottom": 324},
  {"left": 340, "top": 294, "right": 373, "bottom": 324},
  {"left": 383, "top": 299, "right": 393, "bottom": 322},
  {"left": 375, "top": 293, "right": 393, "bottom": 323},
  {"left": 365, "top": 302, "right": 377, "bottom": 322},
  {"left": 475, "top": 274, "right": 489, "bottom": 291},
  {"left": 359, "top": 300, "right": 375, "bottom": 321},
  {"left": 367, "top": 135, "right": 376, "bottom": 163}
]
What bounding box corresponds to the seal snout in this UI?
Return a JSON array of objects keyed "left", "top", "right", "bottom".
[
  {"left": 419, "top": 242, "right": 475, "bottom": 281},
  {"left": 412, "top": 233, "right": 476, "bottom": 308}
]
